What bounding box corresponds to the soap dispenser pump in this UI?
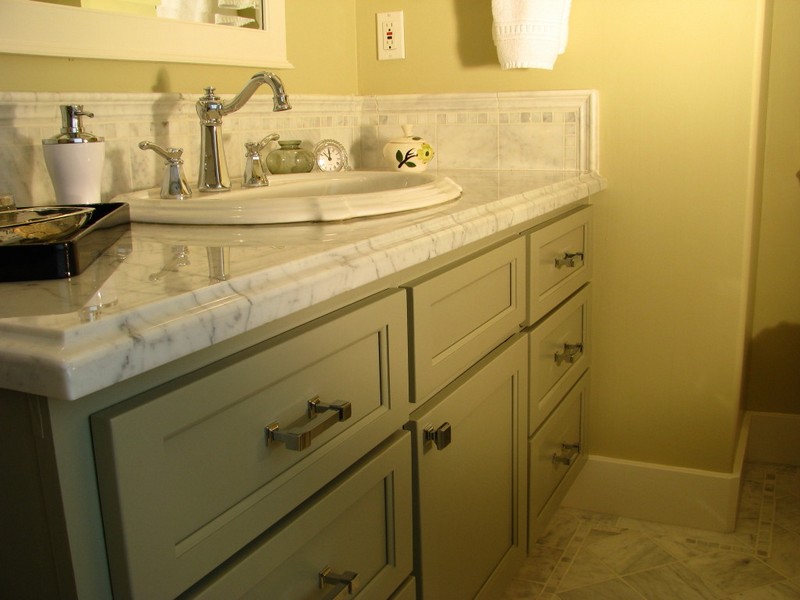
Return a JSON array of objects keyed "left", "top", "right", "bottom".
[{"left": 42, "top": 105, "right": 105, "bottom": 205}]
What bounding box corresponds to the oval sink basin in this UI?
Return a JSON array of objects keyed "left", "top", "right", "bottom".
[{"left": 115, "top": 171, "right": 462, "bottom": 224}]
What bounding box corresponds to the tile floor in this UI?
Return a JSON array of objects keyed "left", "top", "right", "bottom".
[{"left": 503, "top": 462, "right": 800, "bottom": 599}]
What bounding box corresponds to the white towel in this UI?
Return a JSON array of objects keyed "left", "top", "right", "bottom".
[{"left": 492, "top": 0, "right": 572, "bottom": 70}]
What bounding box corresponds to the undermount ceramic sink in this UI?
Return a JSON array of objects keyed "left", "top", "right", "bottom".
[{"left": 116, "top": 171, "right": 462, "bottom": 224}]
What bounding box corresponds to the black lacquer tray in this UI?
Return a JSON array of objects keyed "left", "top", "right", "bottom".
[{"left": 0, "top": 203, "right": 130, "bottom": 281}]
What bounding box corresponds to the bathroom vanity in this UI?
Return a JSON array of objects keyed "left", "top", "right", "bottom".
[{"left": 0, "top": 169, "right": 603, "bottom": 599}]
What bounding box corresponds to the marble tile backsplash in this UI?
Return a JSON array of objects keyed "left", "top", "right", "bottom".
[{"left": 0, "top": 90, "right": 597, "bottom": 206}]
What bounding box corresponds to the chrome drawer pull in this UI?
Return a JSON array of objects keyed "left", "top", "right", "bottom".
[
  {"left": 319, "top": 566, "right": 359, "bottom": 599},
  {"left": 265, "top": 396, "right": 352, "bottom": 451},
  {"left": 552, "top": 442, "right": 581, "bottom": 466},
  {"left": 424, "top": 422, "right": 452, "bottom": 450},
  {"left": 308, "top": 397, "right": 352, "bottom": 420},
  {"left": 554, "top": 342, "right": 583, "bottom": 366},
  {"left": 555, "top": 251, "right": 584, "bottom": 269}
]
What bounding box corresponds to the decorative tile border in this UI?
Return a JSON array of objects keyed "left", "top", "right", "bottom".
[
  {"left": 0, "top": 90, "right": 597, "bottom": 206},
  {"left": 755, "top": 469, "right": 777, "bottom": 558}
]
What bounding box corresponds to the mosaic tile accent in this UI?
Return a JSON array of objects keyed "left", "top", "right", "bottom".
[{"left": 756, "top": 470, "right": 778, "bottom": 559}]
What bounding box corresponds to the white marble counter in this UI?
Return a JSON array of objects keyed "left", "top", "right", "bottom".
[{"left": 0, "top": 170, "right": 606, "bottom": 400}]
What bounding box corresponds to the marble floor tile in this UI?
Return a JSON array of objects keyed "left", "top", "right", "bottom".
[
  {"left": 726, "top": 578, "right": 800, "bottom": 599},
  {"left": 583, "top": 528, "right": 676, "bottom": 575},
  {"left": 502, "top": 578, "right": 546, "bottom": 600},
  {"left": 680, "top": 550, "right": 783, "bottom": 596},
  {"left": 555, "top": 578, "right": 644, "bottom": 600},
  {"left": 555, "top": 544, "right": 617, "bottom": 592},
  {"left": 775, "top": 494, "right": 800, "bottom": 534},
  {"left": 515, "top": 545, "right": 563, "bottom": 584},
  {"left": 623, "top": 563, "right": 718, "bottom": 600},
  {"left": 534, "top": 510, "right": 583, "bottom": 549},
  {"left": 503, "top": 462, "right": 799, "bottom": 600},
  {"left": 764, "top": 525, "right": 800, "bottom": 578}
]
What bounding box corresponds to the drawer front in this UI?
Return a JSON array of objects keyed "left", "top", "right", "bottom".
[
  {"left": 406, "top": 237, "right": 526, "bottom": 404},
  {"left": 408, "top": 335, "right": 528, "bottom": 600},
  {"left": 527, "top": 206, "right": 592, "bottom": 323},
  {"left": 91, "top": 290, "right": 409, "bottom": 600},
  {"left": 184, "top": 431, "right": 413, "bottom": 600},
  {"left": 529, "top": 285, "right": 590, "bottom": 433},
  {"left": 529, "top": 374, "right": 588, "bottom": 538}
]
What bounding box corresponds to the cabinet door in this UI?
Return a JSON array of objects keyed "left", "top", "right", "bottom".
[
  {"left": 183, "top": 432, "right": 413, "bottom": 600},
  {"left": 407, "top": 335, "right": 528, "bottom": 600},
  {"left": 91, "top": 290, "right": 409, "bottom": 600},
  {"left": 405, "top": 237, "right": 526, "bottom": 404}
]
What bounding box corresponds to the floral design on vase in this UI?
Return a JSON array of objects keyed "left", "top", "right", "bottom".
[{"left": 383, "top": 125, "right": 435, "bottom": 171}]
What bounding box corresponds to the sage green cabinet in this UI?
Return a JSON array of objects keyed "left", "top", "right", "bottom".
[
  {"left": 406, "top": 335, "right": 528, "bottom": 600},
  {"left": 404, "top": 238, "right": 526, "bottom": 404},
  {"left": 529, "top": 373, "right": 589, "bottom": 541},
  {"left": 524, "top": 206, "right": 592, "bottom": 542},
  {"left": 0, "top": 201, "right": 595, "bottom": 600},
  {"left": 92, "top": 290, "right": 410, "bottom": 599},
  {"left": 183, "top": 431, "right": 414, "bottom": 600},
  {"left": 527, "top": 206, "right": 592, "bottom": 325}
]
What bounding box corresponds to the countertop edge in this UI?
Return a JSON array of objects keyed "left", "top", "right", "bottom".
[{"left": 0, "top": 172, "right": 607, "bottom": 400}]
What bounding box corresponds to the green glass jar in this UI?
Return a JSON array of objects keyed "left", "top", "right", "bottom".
[{"left": 265, "top": 140, "right": 314, "bottom": 174}]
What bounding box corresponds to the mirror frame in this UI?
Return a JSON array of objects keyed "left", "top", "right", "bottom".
[{"left": 0, "top": 0, "right": 291, "bottom": 68}]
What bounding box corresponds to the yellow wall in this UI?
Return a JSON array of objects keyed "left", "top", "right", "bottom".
[
  {"left": 0, "top": 0, "right": 782, "bottom": 472},
  {"left": 746, "top": 0, "right": 800, "bottom": 414},
  {"left": 356, "top": 0, "right": 770, "bottom": 472},
  {"left": 0, "top": 0, "right": 359, "bottom": 94}
]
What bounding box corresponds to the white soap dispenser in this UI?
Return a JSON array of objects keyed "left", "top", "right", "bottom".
[{"left": 42, "top": 105, "right": 105, "bottom": 205}]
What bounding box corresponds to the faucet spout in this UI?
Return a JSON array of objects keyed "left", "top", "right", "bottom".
[
  {"left": 224, "top": 71, "right": 292, "bottom": 115},
  {"left": 197, "top": 71, "right": 291, "bottom": 193}
]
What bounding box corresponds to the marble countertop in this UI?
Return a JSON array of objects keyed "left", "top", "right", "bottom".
[{"left": 0, "top": 170, "right": 606, "bottom": 400}]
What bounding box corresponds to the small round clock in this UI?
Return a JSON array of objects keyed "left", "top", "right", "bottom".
[{"left": 313, "top": 139, "right": 350, "bottom": 172}]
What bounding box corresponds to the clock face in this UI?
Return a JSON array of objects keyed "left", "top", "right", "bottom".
[{"left": 314, "top": 140, "right": 348, "bottom": 172}]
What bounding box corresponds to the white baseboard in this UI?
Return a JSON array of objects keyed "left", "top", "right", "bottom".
[
  {"left": 561, "top": 416, "right": 749, "bottom": 532},
  {"left": 746, "top": 411, "right": 800, "bottom": 466}
]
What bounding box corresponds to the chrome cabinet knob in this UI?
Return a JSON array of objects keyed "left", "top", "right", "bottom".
[
  {"left": 554, "top": 342, "right": 583, "bottom": 366},
  {"left": 555, "top": 251, "right": 584, "bottom": 269},
  {"left": 319, "top": 566, "right": 359, "bottom": 599},
  {"left": 552, "top": 442, "right": 581, "bottom": 466},
  {"left": 424, "top": 422, "right": 452, "bottom": 450}
]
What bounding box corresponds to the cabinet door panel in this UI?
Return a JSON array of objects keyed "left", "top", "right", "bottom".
[
  {"left": 91, "top": 290, "right": 409, "bottom": 600},
  {"left": 406, "top": 238, "right": 526, "bottom": 404},
  {"left": 408, "top": 336, "right": 527, "bottom": 600}
]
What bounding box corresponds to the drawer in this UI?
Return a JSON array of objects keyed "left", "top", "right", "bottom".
[
  {"left": 527, "top": 206, "right": 592, "bottom": 324},
  {"left": 407, "top": 335, "right": 528, "bottom": 600},
  {"left": 91, "top": 290, "right": 409, "bottom": 600},
  {"left": 183, "top": 431, "right": 413, "bottom": 600},
  {"left": 529, "top": 373, "right": 588, "bottom": 541},
  {"left": 405, "top": 237, "right": 526, "bottom": 404},
  {"left": 528, "top": 285, "right": 590, "bottom": 433}
]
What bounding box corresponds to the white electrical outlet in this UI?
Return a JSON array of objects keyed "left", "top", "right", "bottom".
[{"left": 376, "top": 11, "right": 405, "bottom": 60}]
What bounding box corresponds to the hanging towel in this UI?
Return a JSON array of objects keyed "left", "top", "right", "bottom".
[{"left": 492, "top": 0, "right": 572, "bottom": 70}]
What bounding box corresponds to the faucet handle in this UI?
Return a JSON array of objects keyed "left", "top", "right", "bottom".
[
  {"left": 246, "top": 132, "right": 280, "bottom": 155},
  {"left": 243, "top": 133, "right": 280, "bottom": 188},
  {"left": 139, "top": 141, "right": 192, "bottom": 200}
]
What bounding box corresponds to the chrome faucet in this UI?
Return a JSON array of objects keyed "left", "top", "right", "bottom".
[
  {"left": 139, "top": 141, "right": 192, "bottom": 200},
  {"left": 196, "top": 71, "right": 291, "bottom": 193}
]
